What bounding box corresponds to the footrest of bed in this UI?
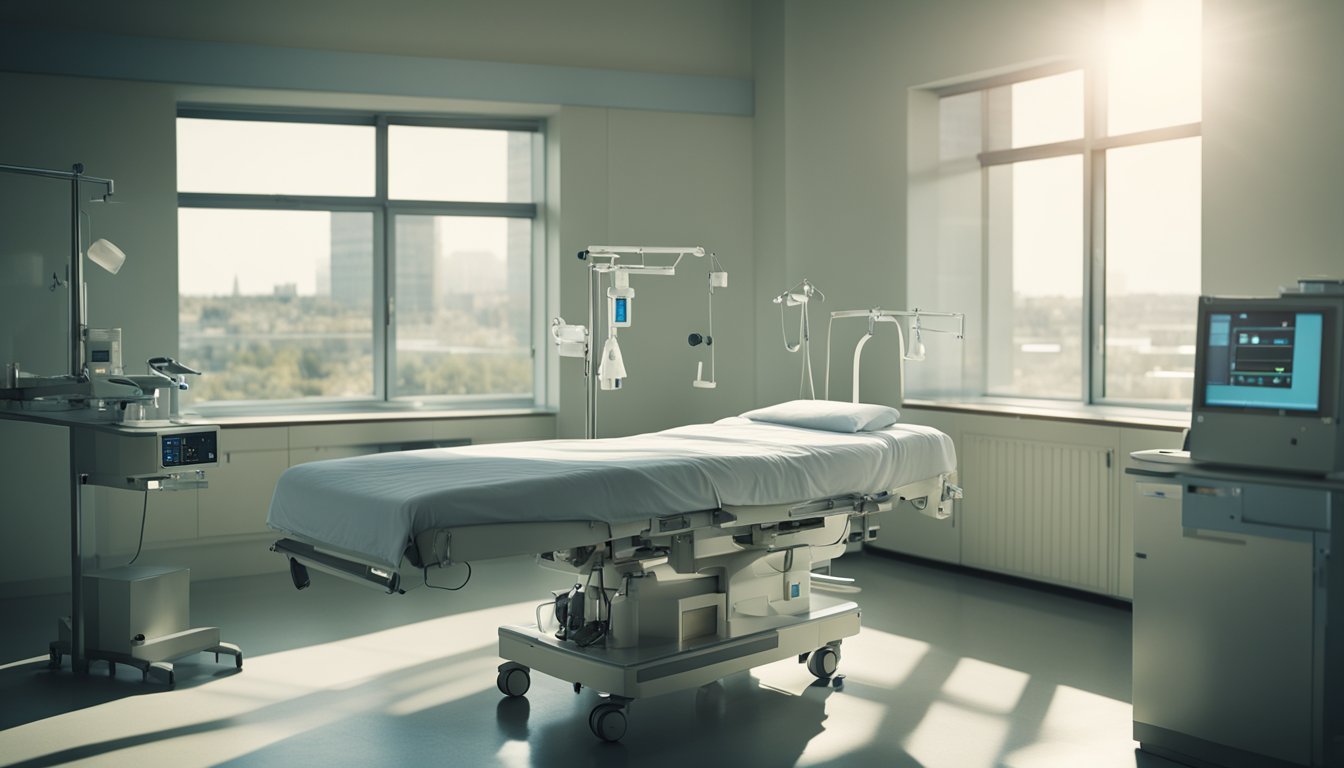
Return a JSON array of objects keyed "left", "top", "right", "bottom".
[{"left": 271, "top": 538, "right": 402, "bottom": 594}]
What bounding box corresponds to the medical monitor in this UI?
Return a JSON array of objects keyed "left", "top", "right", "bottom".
[{"left": 1190, "top": 295, "right": 1344, "bottom": 476}]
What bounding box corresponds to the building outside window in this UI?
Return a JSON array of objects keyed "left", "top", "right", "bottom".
[
  {"left": 175, "top": 114, "right": 542, "bottom": 409},
  {"left": 914, "top": 0, "right": 1201, "bottom": 406}
]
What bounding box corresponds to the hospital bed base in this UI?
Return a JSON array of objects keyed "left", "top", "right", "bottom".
[{"left": 496, "top": 594, "right": 860, "bottom": 742}]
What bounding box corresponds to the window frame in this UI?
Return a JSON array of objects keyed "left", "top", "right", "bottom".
[
  {"left": 935, "top": 61, "right": 1201, "bottom": 408},
  {"left": 176, "top": 108, "right": 546, "bottom": 413}
]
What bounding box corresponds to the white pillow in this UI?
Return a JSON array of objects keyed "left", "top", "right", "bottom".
[{"left": 740, "top": 400, "right": 900, "bottom": 433}]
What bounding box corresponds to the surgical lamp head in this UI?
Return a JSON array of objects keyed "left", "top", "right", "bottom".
[{"left": 87, "top": 238, "right": 126, "bottom": 275}]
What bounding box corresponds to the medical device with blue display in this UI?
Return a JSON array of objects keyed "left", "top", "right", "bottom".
[
  {"left": 607, "top": 270, "right": 634, "bottom": 329},
  {"left": 1191, "top": 289, "right": 1344, "bottom": 477},
  {"left": 1202, "top": 310, "right": 1323, "bottom": 411}
]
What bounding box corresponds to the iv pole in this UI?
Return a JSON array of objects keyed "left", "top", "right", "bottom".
[{"left": 553, "top": 246, "right": 722, "bottom": 439}]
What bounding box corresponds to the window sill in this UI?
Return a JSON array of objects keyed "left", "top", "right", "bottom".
[
  {"left": 903, "top": 396, "right": 1189, "bottom": 431},
  {"left": 196, "top": 406, "right": 555, "bottom": 429}
]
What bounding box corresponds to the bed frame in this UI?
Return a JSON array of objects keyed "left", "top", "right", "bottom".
[{"left": 271, "top": 472, "right": 959, "bottom": 741}]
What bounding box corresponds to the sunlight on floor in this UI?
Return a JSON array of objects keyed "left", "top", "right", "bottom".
[
  {"left": 1001, "top": 685, "right": 1139, "bottom": 768},
  {"left": 0, "top": 554, "right": 1147, "bottom": 768},
  {"left": 0, "top": 600, "right": 532, "bottom": 768},
  {"left": 794, "top": 692, "right": 888, "bottom": 767},
  {"left": 941, "top": 656, "right": 1031, "bottom": 713},
  {"left": 831, "top": 629, "right": 931, "bottom": 688},
  {"left": 495, "top": 738, "right": 531, "bottom": 768},
  {"left": 906, "top": 700, "right": 1013, "bottom": 767}
]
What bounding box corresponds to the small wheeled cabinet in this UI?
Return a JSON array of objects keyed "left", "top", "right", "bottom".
[
  {"left": 495, "top": 595, "right": 855, "bottom": 742},
  {"left": 1129, "top": 454, "right": 1343, "bottom": 768},
  {"left": 48, "top": 565, "right": 242, "bottom": 685}
]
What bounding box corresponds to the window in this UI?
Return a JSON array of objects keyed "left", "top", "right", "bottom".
[
  {"left": 916, "top": 0, "right": 1201, "bottom": 406},
  {"left": 176, "top": 114, "right": 542, "bottom": 409}
]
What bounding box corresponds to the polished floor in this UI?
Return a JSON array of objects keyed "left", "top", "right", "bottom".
[{"left": 0, "top": 552, "right": 1183, "bottom": 767}]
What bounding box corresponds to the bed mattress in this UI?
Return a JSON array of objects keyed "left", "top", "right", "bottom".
[{"left": 267, "top": 417, "right": 956, "bottom": 569}]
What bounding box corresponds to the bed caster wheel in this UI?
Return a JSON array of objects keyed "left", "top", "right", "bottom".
[
  {"left": 806, "top": 647, "right": 839, "bottom": 679},
  {"left": 497, "top": 663, "right": 530, "bottom": 698},
  {"left": 589, "top": 703, "right": 627, "bottom": 742}
]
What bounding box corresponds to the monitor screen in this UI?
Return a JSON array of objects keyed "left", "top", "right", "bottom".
[{"left": 1202, "top": 309, "right": 1323, "bottom": 412}]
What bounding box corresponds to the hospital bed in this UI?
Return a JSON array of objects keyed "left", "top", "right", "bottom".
[{"left": 267, "top": 402, "right": 959, "bottom": 741}]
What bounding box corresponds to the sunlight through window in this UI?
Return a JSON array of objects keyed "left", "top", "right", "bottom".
[{"left": 1106, "top": 0, "right": 1202, "bottom": 136}]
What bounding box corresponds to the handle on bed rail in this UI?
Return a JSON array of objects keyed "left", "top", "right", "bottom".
[{"left": 271, "top": 538, "right": 403, "bottom": 595}]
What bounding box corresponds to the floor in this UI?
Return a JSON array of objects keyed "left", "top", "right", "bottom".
[{"left": 0, "top": 552, "right": 1185, "bottom": 768}]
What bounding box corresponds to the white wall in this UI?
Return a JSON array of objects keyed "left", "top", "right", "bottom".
[
  {"left": 0, "top": 73, "right": 180, "bottom": 380},
  {"left": 552, "top": 107, "right": 755, "bottom": 438},
  {"left": 1202, "top": 0, "right": 1344, "bottom": 295},
  {"left": 0, "top": 0, "right": 752, "bottom": 79}
]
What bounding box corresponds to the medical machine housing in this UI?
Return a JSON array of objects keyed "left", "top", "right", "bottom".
[
  {"left": 1128, "top": 278, "right": 1344, "bottom": 767},
  {"left": 1190, "top": 285, "right": 1344, "bottom": 476},
  {"left": 0, "top": 160, "right": 241, "bottom": 684}
]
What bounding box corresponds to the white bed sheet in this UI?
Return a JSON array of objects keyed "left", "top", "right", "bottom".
[{"left": 267, "top": 417, "right": 956, "bottom": 569}]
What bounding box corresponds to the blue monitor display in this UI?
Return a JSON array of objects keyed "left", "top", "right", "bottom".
[
  {"left": 614, "top": 297, "right": 628, "bottom": 324},
  {"left": 1202, "top": 310, "right": 1322, "bottom": 411}
]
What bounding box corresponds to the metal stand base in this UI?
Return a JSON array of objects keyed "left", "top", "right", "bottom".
[
  {"left": 49, "top": 616, "right": 243, "bottom": 686},
  {"left": 498, "top": 596, "right": 860, "bottom": 741}
]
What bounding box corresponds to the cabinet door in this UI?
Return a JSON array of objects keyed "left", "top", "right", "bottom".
[
  {"left": 197, "top": 429, "right": 289, "bottom": 538},
  {"left": 1132, "top": 480, "right": 1313, "bottom": 765},
  {"left": 198, "top": 449, "right": 289, "bottom": 537}
]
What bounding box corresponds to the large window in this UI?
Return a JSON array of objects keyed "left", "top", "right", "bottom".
[
  {"left": 920, "top": 0, "right": 1201, "bottom": 406},
  {"left": 176, "top": 114, "right": 541, "bottom": 409}
]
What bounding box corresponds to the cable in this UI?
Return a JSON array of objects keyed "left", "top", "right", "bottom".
[
  {"left": 824, "top": 315, "right": 837, "bottom": 400},
  {"left": 780, "top": 290, "right": 818, "bottom": 399},
  {"left": 424, "top": 561, "right": 472, "bottom": 591},
  {"left": 803, "top": 304, "right": 816, "bottom": 398},
  {"left": 779, "top": 297, "right": 801, "bottom": 352},
  {"left": 707, "top": 273, "right": 717, "bottom": 383},
  {"left": 535, "top": 600, "right": 557, "bottom": 632},
  {"left": 126, "top": 490, "right": 149, "bottom": 566}
]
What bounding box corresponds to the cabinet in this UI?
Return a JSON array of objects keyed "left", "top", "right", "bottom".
[
  {"left": 1129, "top": 464, "right": 1342, "bottom": 768},
  {"left": 198, "top": 428, "right": 288, "bottom": 538},
  {"left": 883, "top": 407, "right": 1183, "bottom": 599}
]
